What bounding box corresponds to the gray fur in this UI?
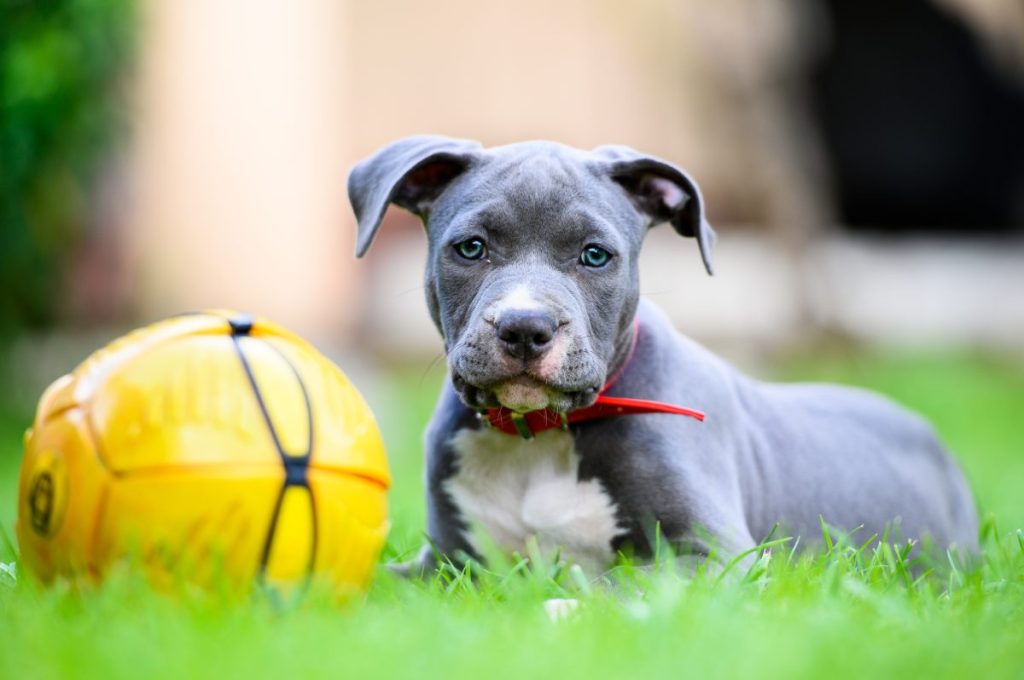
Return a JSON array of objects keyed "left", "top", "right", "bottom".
[{"left": 348, "top": 135, "right": 978, "bottom": 570}]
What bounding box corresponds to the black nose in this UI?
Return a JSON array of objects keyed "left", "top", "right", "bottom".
[{"left": 495, "top": 310, "right": 557, "bottom": 360}]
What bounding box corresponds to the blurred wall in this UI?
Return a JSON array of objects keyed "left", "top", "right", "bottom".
[
  {"left": 128, "top": 0, "right": 834, "bottom": 342},
  {"left": 122, "top": 0, "right": 1022, "bottom": 350},
  {"left": 131, "top": 0, "right": 355, "bottom": 339}
]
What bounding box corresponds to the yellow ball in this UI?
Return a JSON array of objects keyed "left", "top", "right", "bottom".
[{"left": 16, "top": 312, "right": 390, "bottom": 595}]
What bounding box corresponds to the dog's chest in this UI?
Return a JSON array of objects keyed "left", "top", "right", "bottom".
[{"left": 444, "top": 427, "right": 625, "bottom": 571}]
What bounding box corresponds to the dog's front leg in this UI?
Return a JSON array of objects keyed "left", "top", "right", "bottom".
[
  {"left": 413, "top": 383, "right": 482, "bottom": 575},
  {"left": 574, "top": 418, "right": 760, "bottom": 571}
]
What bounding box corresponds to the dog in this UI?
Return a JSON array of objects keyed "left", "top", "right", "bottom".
[{"left": 348, "top": 135, "right": 979, "bottom": 573}]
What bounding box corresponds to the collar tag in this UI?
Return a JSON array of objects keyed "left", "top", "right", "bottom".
[{"left": 510, "top": 412, "right": 534, "bottom": 439}]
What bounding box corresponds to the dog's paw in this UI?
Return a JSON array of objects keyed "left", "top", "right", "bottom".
[
  {"left": 384, "top": 561, "right": 417, "bottom": 579},
  {"left": 384, "top": 544, "right": 447, "bottom": 579},
  {"left": 543, "top": 598, "right": 580, "bottom": 622}
]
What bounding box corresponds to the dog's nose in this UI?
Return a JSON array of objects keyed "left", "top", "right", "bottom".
[{"left": 495, "top": 310, "right": 557, "bottom": 360}]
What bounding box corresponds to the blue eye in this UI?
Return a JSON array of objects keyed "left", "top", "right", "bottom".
[
  {"left": 580, "top": 245, "right": 612, "bottom": 268},
  {"left": 454, "top": 238, "right": 487, "bottom": 260}
]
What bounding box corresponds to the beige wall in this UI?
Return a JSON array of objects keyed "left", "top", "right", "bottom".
[
  {"left": 131, "top": 0, "right": 356, "bottom": 339},
  {"left": 345, "top": 1, "right": 710, "bottom": 163},
  {"left": 128, "top": 0, "right": 827, "bottom": 341},
  {"left": 110, "top": 0, "right": 1023, "bottom": 353}
]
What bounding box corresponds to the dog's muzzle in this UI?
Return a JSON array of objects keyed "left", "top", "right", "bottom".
[{"left": 481, "top": 321, "right": 707, "bottom": 438}]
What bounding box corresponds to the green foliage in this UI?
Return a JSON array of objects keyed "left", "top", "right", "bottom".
[
  {"left": 0, "top": 525, "right": 1022, "bottom": 679},
  {"left": 0, "top": 0, "right": 134, "bottom": 335}
]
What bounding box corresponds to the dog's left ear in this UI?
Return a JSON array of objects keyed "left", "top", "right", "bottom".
[
  {"left": 348, "top": 135, "right": 483, "bottom": 257},
  {"left": 592, "top": 145, "right": 716, "bottom": 275}
]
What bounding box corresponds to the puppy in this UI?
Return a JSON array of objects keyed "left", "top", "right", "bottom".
[{"left": 348, "top": 135, "right": 978, "bottom": 573}]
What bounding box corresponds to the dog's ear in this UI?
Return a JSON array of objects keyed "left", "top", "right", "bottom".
[
  {"left": 348, "top": 136, "right": 483, "bottom": 257},
  {"left": 592, "top": 145, "right": 716, "bottom": 275}
]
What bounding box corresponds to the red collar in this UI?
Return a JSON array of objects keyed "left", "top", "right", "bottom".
[{"left": 484, "top": 321, "right": 705, "bottom": 439}]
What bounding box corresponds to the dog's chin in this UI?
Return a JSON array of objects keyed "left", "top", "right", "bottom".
[
  {"left": 492, "top": 377, "right": 554, "bottom": 413},
  {"left": 452, "top": 373, "right": 600, "bottom": 413}
]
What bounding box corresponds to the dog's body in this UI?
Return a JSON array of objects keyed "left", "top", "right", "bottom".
[{"left": 349, "top": 136, "right": 978, "bottom": 571}]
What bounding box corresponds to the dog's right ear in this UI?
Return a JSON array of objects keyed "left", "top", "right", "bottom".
[
  {"left": 348, "top": 135, "right": 482, "bottom": 257},
  {"left": 591, "top": 145, "right": 716, "bottom": 275}
]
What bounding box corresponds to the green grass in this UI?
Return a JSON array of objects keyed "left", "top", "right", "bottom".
[{"left": 2, "top": 349, "right": 1023, "bottom": 679}]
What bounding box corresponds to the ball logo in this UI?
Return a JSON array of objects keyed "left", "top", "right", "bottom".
[
  {"left": 29, "top": 472, "right": 55, "bottom": 534},
  {"left": 25, "top": 451, "right": 67, "bottom": 539}
]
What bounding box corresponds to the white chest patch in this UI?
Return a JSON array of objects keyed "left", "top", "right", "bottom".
[{"left": 444, "top": 427, "right": 627, "bottom": 572}]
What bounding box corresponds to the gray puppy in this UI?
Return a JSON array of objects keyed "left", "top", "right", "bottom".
[{"left": 348, "top": 135, "right": 978, "bottom": 573}]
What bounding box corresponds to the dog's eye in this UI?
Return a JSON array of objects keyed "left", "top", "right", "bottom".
[
  {"left": 580, "top": 245, "right": 612, "bottom": 268},
  {"left": 454, "top": 238, "right": 487, "bottom": 261}
]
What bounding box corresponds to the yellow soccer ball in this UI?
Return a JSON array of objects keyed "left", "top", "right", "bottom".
[{"left": 16, "top": 312, "right": 390, "bottom": 595}]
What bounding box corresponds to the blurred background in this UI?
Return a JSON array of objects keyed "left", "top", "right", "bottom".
[{"left": 2, "top": 0, "right": 1023, "bottom": 548}]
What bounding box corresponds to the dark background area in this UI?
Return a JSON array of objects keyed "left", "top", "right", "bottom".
[{"left": 814, "top": 0, "right": 1024, "bottom": 234}]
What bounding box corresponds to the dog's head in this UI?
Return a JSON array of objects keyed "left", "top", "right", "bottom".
[{"left": 349, "top": 136, "right": 714, "bottom": 413}]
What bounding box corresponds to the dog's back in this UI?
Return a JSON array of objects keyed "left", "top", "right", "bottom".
[{"left": 741, "top": 379, "right": 978, "bottom": 551}]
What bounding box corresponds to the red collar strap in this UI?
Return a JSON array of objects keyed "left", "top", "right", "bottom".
[{"left": 484, "top": 321, "right": 705, "bottom": 439}]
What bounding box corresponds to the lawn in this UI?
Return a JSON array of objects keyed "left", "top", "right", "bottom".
[{"left": 1, "top": 346, "right": 1023, "bottom": 679}]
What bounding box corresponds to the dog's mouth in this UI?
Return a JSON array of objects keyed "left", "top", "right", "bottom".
[{"left": 451, "top": 372, "right": 600, "bottom": 414}]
